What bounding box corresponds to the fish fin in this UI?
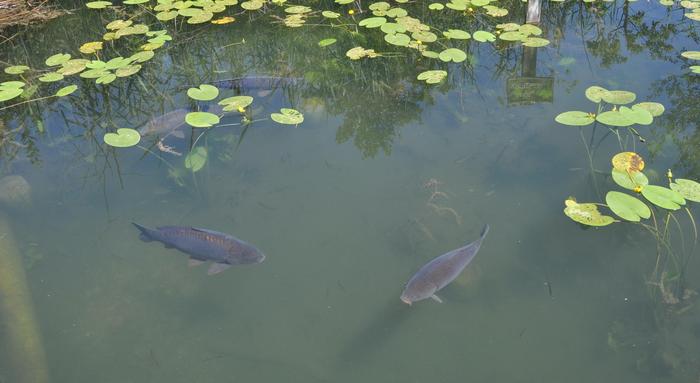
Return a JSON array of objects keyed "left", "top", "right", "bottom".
[
  {"left": 170, "top": 130, "right": 185, "bottom": 139},
  {"left": 207, "top": 263, "right": 231, "bottom": 275},
  {"left": 480, "top": 224, "right": 490, "bottom": 239},
  {"left": 132, "top": 222, "right": 154, "bottom": 242},
  {"left": 188, "top": 258, "right": 205, "bottom": 267},
  {"left": 430, "top": 294, "right": 444, "bottom": 303}
]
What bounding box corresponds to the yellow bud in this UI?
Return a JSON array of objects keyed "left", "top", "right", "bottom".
[
  {"left": 348, "top": 9, "right": 355, "bottom": 14},
  {"left": 416, "top": 40, "right": 422, "bottom": 45},
  {"left": 667, "top": 169, "right": 673, "bottom": 179},
  {"left": 237, "top": 106, "right": 246, "bottom": 113},
  {"left": 633, "top": 186, "right": 642, "bottom": 193}
]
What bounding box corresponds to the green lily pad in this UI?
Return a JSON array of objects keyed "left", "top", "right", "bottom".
[
  {"left": 219, "top": 95, "right": 254, "bottom": 111},
  {"left": 602, "top": 90, "right": 636, "bottom": 105},
  {"left": 271, "top": 108, "right": 304, "bottom": 125},
  {"left": 241, "top": 0, "right": 263, "bottom": 9},
  {"left": 421, "top": 50, "right": 439, "bottom": 58},
  {"left": 445, "top": 1, "right": 467, "bottom": 10},
  {"left": 611, "top": 168, "right": 648, "bottom": 190},
  {"left": 115, "top": 65, "right": 141, "bottom": 77},
  {"left": 285, "top": 5, "right": 311, "bottom": 13},
  {"left": 411, "top": 31, "right": 437, "bottom": 42},
  {"left": 322, "top": 10, "right": 340, "bottom": 18},
  {"left": 124, "top": 0, "right": 149, "bottom": 4},
  {"left": 106, "top": 19, "right": 133, "bottom": 30},
  {"left": 58, "top": 59, "right": 89, "bottom": 75},
  {"left": 0, "top": 81, "right": 24, "bottom": 89},
  {"left": 473, "top": 30, "right": 496, "bottom": 42},
  {"left": 384, "top": 33, "right": 410, "bottom": 46},
  {"left": 522, "top": 37, "right": 550, "bottom": 47},
  {"left": 359, "top": 17, "right": 387, "bottom": 28},
  {"left": 606, "top": 191, "right": 651, "bottom": 222},
  {"left": 0, "top": 88, "right": 23, "bottom": 102},
  {"left": 55, "top": 85, "right": 77, "bottom": 97},
  {"left": 80, "top": 69, "right": 110, "bottom": 79},
  {"left": 187, "top": 84, "right": 219, "bottom": 101},
  {"left": 318, "top": 38, "right": 337, "bottom": 47},
  {"left": 45, "top": 53, "right": 71, "bottom": 66},
  {"left": 519, "top": 24, "right": 542, "bottom": 35},
  {"left": 103, "top": 128, "right": 141, "bottom": 148},
  {"left": 187, "top": 10, "right": 214, "bottom": 23},
  {"left": 86, "top": 1, "right": 112, "bottom": 8},
  {"left": 157, "top": 10, "right": 179, "bottom": 20},
  {"left": 381, "top": 22, "right": 407, "bottom": 34},
  {"left": 499, "top": 31, "right": 527, "bottom": 41},
  {"left": 596, "top": 110, "right": 634, "bottom": 127},
  {"left": 385, "top": 7, "right": 407, "bottom": 17},
  {"left": 554, "top": 111, "right": 595, "bottom": 126},
  {"left": 185, "top": 147, "right": 208, "bottom": 172},
  {"left": 86, "top": 60, "right": 106, "bottom": 69},
  {"left": 417, "top": 70, "right": 447, "bottom": 84},
  {"left": 4, "top": 65, "right": 30, "bottom": 75},
  {"left": 96, "top": 73, "right": 117, "bottom": 84},
  {"left": 130, "top": 51, "right": 155, "bottom": 63},
  {"left": 633, "top": 102, "right": 664, "bottom": 117},
  {"left": 496, "top": 23, "right": 520, "bottom": 31},
  {"left": 443, "top": 29, "right": 471, "bottom": 39},
  {"left": 686, "top": 12, "right": 700, "bottom": 20},
  {"left": 641, "top": 185, "right": 686, "bottom": 210},
  {"left": 335, "top": 0, "right": 353, "bottom": 3},
  {"left": 185, "top": 112, "right": 220, "bottom": 127},
  {"left": 38, "top": 72, "right": 64, "bottom": 82},
  {"left": 670, "top": 178, "right": 700, "bottom": 202},
  {"left": 564, "top": 198, "right": 615, "bottom": 226},
  {"left": 619, "top": 105, "right": 653, "bottom": 125},
  {"left": 585, "top": 85, "right": 608, "bottom": 103},
  {"left": 471, "top": 0, "right": 490, "bottom": 6},
  {"left": 105, "top": 57, "right": 132, "bottom": 70},
  {"left": 439, "top": 48, "right": 467, "bottom": 63},
  {"left": 484, "top": 5, "right": 508, "bottom": 16},
  {"left": 369, "top": 2, "right": 391, "bottom": 10},
  {"left": 428, "top": 3, "right": 444, "bottom": 9},
  {"left": 681, "top": 51, "right": 700, "bottom": 60}
]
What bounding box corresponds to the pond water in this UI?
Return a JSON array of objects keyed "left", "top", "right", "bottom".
[{"left": 1, "top": 0, "right": 700, "bottom": 382}]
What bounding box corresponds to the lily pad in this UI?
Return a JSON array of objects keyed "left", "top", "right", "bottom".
[
  {"left": 421, "top": 50, "right": 439, "bottom": 58},
  {"left": 346, "top": 47, "right": 378, "bottom": 59},
  {"left": 472, "top": 30, "right": 496, "bottom": 42},
  {"left": 104, "top": 128, "right": 140, "bottom": 148},
  {"left": 86, "top": 1, "right": 112, "bottom": 8},
  {"left": 157, "top": 10, "right": 179, "bottom": 20},
  {"left": 359, "top": 17, "right": 387, "bottom": 28},
  {"left": 381, "top": 22, "right": 407, "bottom": 34},
  {"left": 322, "top": 10, "right": 340, "bottom": 18},
  {"left": 38, "top": 72, "right": 64, "bottom": 82},
  {"left": 596, "top": 110, "right": 634, "bottom": 127},
  {"left": 619, "top": 105, "right": 653, "bottom": 125},
  {"left": 670, "top": 178, "right": 700, "bottom": 202},
  {"left": 519, "top": 24, "right": 542, "bottom": 35},
  {"left": 271, "top": 108, "right": 304, "bottom": 125},
  {"left": 4, "top": 65, "right": 30, "bottom": 75},
  {"left": 564, "top": 198, "right": 615, "bottom": 226},
  {"left": 612, "top": 152, "right": 644, "bottom": 173},
  {"left": 115, "top": 65, "right": 141, "bottom": 77},
  {"left": 641, "top": 185, "right": 686, "bottom": 210},
  {"left": 428, "top": 3, "right": 444, "bottom": 9},
  {"left": 443, "top": 29, "right": 471, "bottom": 39},
  {"left": 499, "top": 31, "right": 527, "bottom": 41},
  {"left": 385, "top": 7, "right": 408, "bottom": 17},
  {"left": 96, "top": 73, "right": 117, "bottom": 84},
  {"left": 585, "top": 85, "right": 608, "bottom": 103},
  {"left": 601, "top": 90, "right": 636, "bottom": 105},
  {"left": 185, "top": 147, "right": 208, "bottom": 172},
  {"left": 417, "top": 70, "right": 447, "bottom": 84},
  {"left": 611, "top": 168, "right": 649, "bottom": 190},
  {"left": 130, "top": 51, "right": 155, "bottom": 63},
  {"left": 285, "top": 5, "right": 311, "bottom": 13},
  {"left": 522, "top": 37, "right": 550, "bottom": 47},
  {"left": 0, "top": 88, "right": 23, "bottom": 102},
  {"left": 555, "top": 111, "right": 595, "bottom": 126},
  {"left": 318, "top": 38, "right": 337, "bottom": 47},
  {"left": 187, "top": 84, "right": 219, "bottom": 101},
  {"left": 411, "top": 31, "right": 437, "bottom": 42},
  {"left": 681, "top": 51, "right": 700, "bottom": 60},
  {"left": 384, "top": 33, "right": 410, "bottom": 46},
  {"left": 79, "top": 41, "right": 103, "bottom": 54},
  {"left": 106, "top": 19, "right": 133, "bottom": 30},
  {"left": 219, "top": 95, "right": 254, "bottom": 111},
  {"left": 185, "top": 112, "right": 220, "bottom": 127},
  {"left": 439, "top": 48, "right": 467, "bottom": 63},
  {"left": 105, "top": 57, "right": 132, "bottom": 70},
  {"left": 634, "top": 102, "right": 664, "bottom": 117},
  {"left": 606, "top": 191, "right": 651, "bottom": 222},
  {"left": 241, "top": 0, "right": 263, "bottom": 10},
  {"left": 45, "top": 53, "right": 71, "bottom": 66},
  {"left": 55, "top": 85, "right": 78, "bottom": 97},
  {"left": 80, "top": 69, "right": 110, "bottom": 79}
]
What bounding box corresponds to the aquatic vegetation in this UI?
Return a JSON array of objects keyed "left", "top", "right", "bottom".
[
  {"left": 185, "top": 112, "right": 220, "bottom": 128},
  {"left": 271, "top": 108, "right": 304, "bottom": 125},
  {"left": 184, "top": 147, "right": 208, "bottom": 172},
  {"left": 103, "top": 128, "right": 141, "bottom": 148},
  {"left": 187, "top": 84, "right": 220, "bottom": 101}
]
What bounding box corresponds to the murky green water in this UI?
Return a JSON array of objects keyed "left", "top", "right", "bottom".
[{"left": 1, "top": 0, "right": 700, "bottom": 381}]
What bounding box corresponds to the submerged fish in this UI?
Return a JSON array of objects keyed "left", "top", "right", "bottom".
[
  {"left": 400, "top": 224, "right": 490, "bottom": 305},
  {"left": 138, "top": 109, "right": 188, "bottom": 139},
  {"left": 132, "top": 223, "right": 265, "bottom": 275}
]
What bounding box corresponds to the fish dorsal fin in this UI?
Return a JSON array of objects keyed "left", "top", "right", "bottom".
[{"left": 430, "top": 294, "right": 444, "bottom": 303}]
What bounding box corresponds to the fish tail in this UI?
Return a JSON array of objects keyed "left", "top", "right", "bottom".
[
  {"left": 132, "top": 222, "right": 155, "bottom": 242},
  {"left": 479, "top": 224, "right": 490, "bottom": 239}
]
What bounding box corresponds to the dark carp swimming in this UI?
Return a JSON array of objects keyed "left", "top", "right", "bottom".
[
  {"left": 132, "top": 223, "right": 265, "bottom": 275},
  {"left": 400, "top": 224, "right": 490, "bottom": 305}
]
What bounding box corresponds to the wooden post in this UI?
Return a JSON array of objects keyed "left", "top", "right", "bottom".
[{"left": 526, "top": 0, "right": 541, "bottom": 24}]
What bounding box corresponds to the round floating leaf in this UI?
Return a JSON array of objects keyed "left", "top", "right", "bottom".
[
  {"left": 484, "top": 5, "right": 508, "bottom": 16},
  {"left": 445, "top": 1, "right": 467, "bottom": 10},
  {"left": 0, "top": 88, "right": 23, "bottom": 102},
  {"left": 499, "top": 31, "right": 527, "bottom": 41},
  {"left": 496, "top": 23, "right": 520, "bottom": 31},
  {"left": 55, "top": 85, "right": 78, "bottom": 97},
  {"left": 318, "top": 38, "right": 337, "bottom": 47},
  {"left": 86, "top": 1, "right": 112, "bottom": 8},
  {"left": 106, "top": 19, "right": 133, "bottom": 30},
  {"left": 606, "top": 191, "right": 651, "bottom": 222},
  {"left": 619, "top": 105, "right": 653, "bottom": 125},
  {"left": 186, "top": 112, "right": 220, "bottom": 127},
  {"left": 611, "top": 168, "right": 648, "bottom": 190},
  {"left": 554, "top": 111, "right": 595, "bottom": 126},
  {"left": 187, "top": 84, "right": 219, "bottom": 101},
  {"left": 271, "top": 108, "right": 304, "bottom": 125},
  {"left": 219, "top": 95, "right": 254, "bottom": 111},
  {"left": 563, "top": 198, "right": 615, "bottom": 226},
  {"left": 79, "top": 41, "right": 103, "bottom": 54},
  {"left": 45, "top": 53, "right": 71, "bottom": 66},
  {"left": 686, "top": 12, "right": 700, "bottom": 20},
  {"left": 670, "top": 179, "right": 700, "bottom": 202},
  {"left": 131, "top": 50, "right": 155, "bottom": 63},
  {"left": 80, "top": 69, "right": 109, "bottom": 79},
  {"left": 335, "top": 0, "right": 354, "bottom": 3},
  {"left": 188, "top": 11, "right": 214, "bottom": 23},
  {"left": 359, "top": 17, "right": 387, "bottom": 28},
  {"left": 602, "top": 90, "right": 636, "bottom": 105},
  {"left": 346, "top": 47, "right": 378, "bottom": 59},
  {"left": 681, "top": 51, "right": 700, "bottom": 60},
  {"left": 285, "top": 5, "right": 311, "bottom": 13},
  {"left": 38, "top": 72, "right": 64, "bottom": 82},
  {"left": 124, "top": 0, "right": 149, "bottom": 4},
  {"left": 104, "top": 128, "right": 140, "bottom": 148},
  {"left": 519, "top": 24, "right": 542, "bottom": 35},
  {"left": 384, "top": 33, "right": 410, "bottom": 46},
  {"left": 471, "top": 0, "right": 490, "bottom": 5},
  {"left": 634, "top": 102, "right": 664, "bottom": 117},
  {"left": 96, "top": 73, "right": 117, "bottom": 84},
  {"left": 157, "top": 10, "right": 179, "bottom": 20},
  {"left": 0, "top": 81, "right": 24, "bottom": 89},
  {"left": 421, "top": 50, "right": 439, "bottom": 58},
  {"left": 522, "top": 37, "right": 550, "bottom": 47},
  {"left": 428, "top": 2, "right": 444, "bottom": 9},
  {"left": 411, "top": 30, "right": 437, "bottom": 42},
  {"left": 596, "top": 110, "right": 634, "bottom": 127},
  {"left": 641, "top": 185, "right": 686, "bottom": 210},
  {"left": 115, "top": 65, "right": 141, "bottom": 77},
  {"left": 385, "top": 7, "right": 408, "bottom": 17},
  {"left": 86, "top": 60, "right": 106, "bottom": 69},
  {"left": 612, "top": 152, "right": 644, "bottom": 173},
  {"left": 105, "top": 57, "right": 132, "bottom": 70},
  {"left": 381, "top": 22, "right": 407, "bottom": 34},
  {"left": 322, "top": 10, "right": 340, "bottom": 18},
  {"left": 417, "top": 70, "right": 447, "bottom": 84},
  {"left": 4, "top": 65, "right": 29, "bottom": 75},
  {"left": 204, "top": 3, "right": 226, "bottom": 13},
  {"left": 472, "top": 30, "right": 496, "bottom": 42},
  {"left": 439, "top": 48, "right": 467, "bottom": 63},
  {"left": 585, "top": 85, "right": 608, "bottom": 103},
  {"left": 443, "top": 29, "right": 471, "bottom": 39},
  {"left": 185, "top": 147, "right": 208, "bottom": 172},
  {"left": 241, "top": 0, "right": 264, "bottom": 9},
  {"left": 369, "top": 2, "right": 390, "bottom": 10}
]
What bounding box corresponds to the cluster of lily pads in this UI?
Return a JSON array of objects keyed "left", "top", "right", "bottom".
[
  {"left": 555, "top": 85, "right": 665, "bottom": 128},
  {"left": 564, "top": 151, "right": 700, "bottom": 226}
]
